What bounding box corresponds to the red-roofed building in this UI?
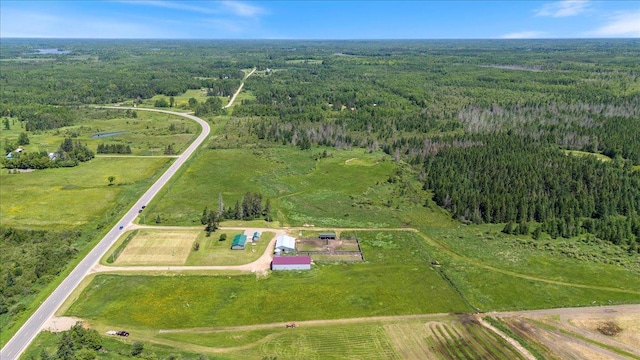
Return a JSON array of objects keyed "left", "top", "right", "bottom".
[{"left": 271, "top": 256, "right": 311, "bottom": 271}]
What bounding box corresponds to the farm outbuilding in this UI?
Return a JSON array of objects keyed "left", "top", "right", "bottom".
[
  {"left": 275, "top": 235, "right": 296, "bottom": 252},
  {"left": 231, "top": 234, "right": 247, "bottom": 250},
  {"left": 319, "top": 232, "right": 336, "bottom": 240},
  {"left": 271, "top": 256, "right": 311, "bottom": 271}
]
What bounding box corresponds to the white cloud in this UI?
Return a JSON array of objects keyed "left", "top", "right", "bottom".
[
  {"left": 587, "top": 10, "right": 640, "bottom": 37},
  {"left": 0, "top": 8, "right": 180, "bottom": 38},
  {"left": 121, "top": 1, "right": 222, "bottom": 15},
  {"left": 220, "top": 1, "right": 264, "bottom": 17},
  {"left": 119, "top": 1, "right": 264, "bottom": 17},
  {"left": 500, "top": 31, "right": 547, "bottom": 39},
  {"left": 536, "top": 0, "right": 590, "bottom": 17}
]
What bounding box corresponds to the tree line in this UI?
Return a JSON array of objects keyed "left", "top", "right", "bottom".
[
  {"left": 200, "top": 192, "right": 272, "bottom": 235},
  {"left": 96, "top": 143, "right": 132, "bottom": 154},
  {"left": 2, "top": 137, "right": 94, "bottom": 169}
]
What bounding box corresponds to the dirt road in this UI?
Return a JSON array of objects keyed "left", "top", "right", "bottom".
[{"left": 223, "top": 67, "right": 256, "bottom": 109}]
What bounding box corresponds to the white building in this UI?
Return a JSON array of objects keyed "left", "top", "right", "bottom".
[{"left": 275, "top": 235, "right": 296, "bottom": 252}]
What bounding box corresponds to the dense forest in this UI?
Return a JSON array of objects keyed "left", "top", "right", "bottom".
[
  {"left": 0, "top": 227, "right": 82, "bottom": 325},
  {"left": 1, "top": 40, "right": 640, "bottom": 329}
]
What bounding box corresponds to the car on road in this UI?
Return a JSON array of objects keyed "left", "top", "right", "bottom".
[{"left": 119, "top": 226, "right": 124, "bottom": 230}]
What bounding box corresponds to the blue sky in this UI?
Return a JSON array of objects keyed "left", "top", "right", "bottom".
[{"left": 1, "top": 1, "right": 638, "bottom": 39}]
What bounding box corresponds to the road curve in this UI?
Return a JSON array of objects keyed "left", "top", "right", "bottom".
[{"left": 0, "top": 108, "right": 210, "bottom": 360}]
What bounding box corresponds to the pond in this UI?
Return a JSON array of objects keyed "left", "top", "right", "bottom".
[
  {"left": 91, "top": 131, "right": 125, "bottom": 138},
  {"left": 35, "top": 48, "right": 71, "bottom": 55}
]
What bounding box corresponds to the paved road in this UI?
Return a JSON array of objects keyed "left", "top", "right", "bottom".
[{"left": 0, "top": 108, "right": 210, "bottom": 360}]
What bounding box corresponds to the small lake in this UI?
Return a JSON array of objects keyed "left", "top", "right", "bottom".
[
  {"left": 92, "top": 131, "right": 125, "bottom": 138},
  {"left": 35, "top": 48, "right": 71, "bottom": 55}
]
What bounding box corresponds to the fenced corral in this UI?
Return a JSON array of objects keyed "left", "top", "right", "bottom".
[{"left": 296, "top": 238, "right": 365, "bottom": 262}]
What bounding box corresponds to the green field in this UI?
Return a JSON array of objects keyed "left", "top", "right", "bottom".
[
  {"left": 145, "top": 147, "right": 437, "bottom": 228},
  {"left": 421, "top": 225, "right": 640, "bottom": 311},
  {"left": 186, "top": 231, "right": 275, "bottom": 266},
  {"left": 563, "top": 150, "right": 612, "bottom": 162},
  {"left": 102, "top": 228, "right": 276, "bottom": 266},
  {"left": 146, "top": 89, "right": 209, "bottom": 109},
  {"left": 1, "top": 109, "right": 198, "bottom": 157},
  {"left": 0, "top": 157, "right": 169, "bottom": 229},
  {"left": 66, "top": 231, "right": 470, "bottom": 329},
  {"left": 21, "top": 330, "right": 212, "bottom": 360}
]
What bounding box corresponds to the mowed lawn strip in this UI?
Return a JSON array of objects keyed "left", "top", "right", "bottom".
[
  {"left": 115, "top": 229, "right": 198, "bottom": 266},
  {"left": 66, "top": 232, "right": 470, "bottom": 328},
  {"left": 150, "top": 315, "right": 525, "bottom": 360},
  {"left": 0, "top": 157, "right": 169, "bottom": 229}
]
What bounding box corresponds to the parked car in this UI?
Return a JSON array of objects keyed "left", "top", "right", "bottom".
[{"left": 116, "top": 330, "right": 129, "bottom": 337}]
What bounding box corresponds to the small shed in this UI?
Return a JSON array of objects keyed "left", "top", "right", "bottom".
[
  {"left": 319, "top": 232, "right": 336, "bottom": 240},
  {"left": 253, "top": 231, "right": 260, "bottom": 241},
  {"left": 275, "top": 235, "right": 296, "bottom": 252},
  {"left": 271, "top": 256, "right": 311, "bottom": 271},
  {"left": 231, "top": 234, "right": 247, "bottom": 250}
]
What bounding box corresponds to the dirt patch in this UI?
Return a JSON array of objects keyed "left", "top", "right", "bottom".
[
  {"left": 41, "top": 316, "right": 84, "bottom": 332},
  {"left": 297, "top": 239, "right": 359, "bottom": 252},
  {"left": 597, "top": 321, "right": 622, "bottom": 336},
  {"left": 116, "top": 230, "right": 197, "bottom": 265},
  {"left": 494, "top": 306, "right": 640, "bottom": 359},
  {"left": 570, "top": 314, "right": 640, "bottom": 352}
]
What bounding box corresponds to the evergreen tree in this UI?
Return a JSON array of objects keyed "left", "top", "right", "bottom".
[
  {"left": 56, "top": 332, "right": 75, "bottom": 360},
  {"left": 17, "top": 132, "right": 30, "bottom": 146}
]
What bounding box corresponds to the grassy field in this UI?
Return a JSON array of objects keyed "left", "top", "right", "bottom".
[
  {"left": 421, "top": 225, "right": 640, "bottom": 311},
  {"left": 102, "top": 229, "right": 276, "bottom": 266},
  {"left": 186, "top": 231, "right": 275, "bottom": 266},
  {"left": 30, "top": 316, "right": 529, "bottom": 359},
  {"left": 146, "top": 89, "right": 209, "bottom": 109},
  {"left": 66, "top": 231, "right": 470, "bottom": 329},
  {"left": 563, "top": 150, "right": 612, "bottom": 162},
  {"left": 145, "top": 147, "right": 439, "bottom": 228},
  {"left": 21, "top": 330, "right": 215, "bottom": 360},
  {"left": 1, "top": 109, "right": 197, "bottom": 157},
  {"left": 0, "top": 157, "right": 169, "bottom": 229}
]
